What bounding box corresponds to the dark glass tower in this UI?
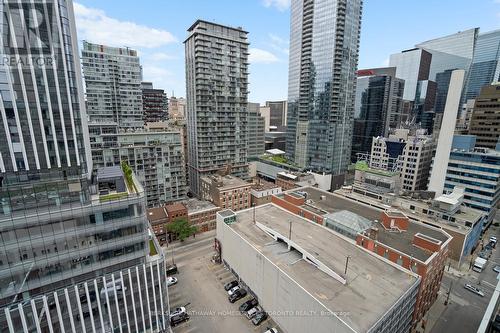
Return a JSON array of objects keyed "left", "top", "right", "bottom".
[{"left": 351, "top": 68, "right": 404, "bottom": 162}]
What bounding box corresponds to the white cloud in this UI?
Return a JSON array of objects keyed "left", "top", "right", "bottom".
[
  {"left": 141, "top": 65, "right": 179, "bottom": 91},
  {"left": 142, "top": 65, "right": 172, "bottom": 80},
  {"left": 262, "top": 0, "right": 290, "bottom": 11},
  {"left": 268, "top": 33, "right": 289, "bottom": 55},
  {"left": 269, "top": 33, "right": 288, "bottom": 45},
  {"left": 148, "top": 52, "right": 178, "bottom": 61},
  {"left": 249, "top": 48, "right": 279, "bottom": 64},
  {"left": 73, "top": 2, "right": 177, "bottom": 48},
  {"left": 382, "top": 57, "right": 390, "bottom": 67}
]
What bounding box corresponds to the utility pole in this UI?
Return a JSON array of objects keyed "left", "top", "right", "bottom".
[
  {"left": 444, "top": 281, "right": 453, "bottom": 305},
  {"left": 253, "top": 203, "right": 256, "bottom": 224},
  {"left": 289, "top": 220, "right": 292, "bottom": 241},
  {"left": 344, "top": 256, "right": 351, "bottom": 275},
  {"left": 172, "top": 247, "right": 175, "bottom": 265}
]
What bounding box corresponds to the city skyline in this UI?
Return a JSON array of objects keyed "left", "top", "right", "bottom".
[{"left": 74, "top": 0, "right": 500, "bottom": 104}]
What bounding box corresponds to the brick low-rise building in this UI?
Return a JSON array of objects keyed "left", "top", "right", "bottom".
[
  {"left": 201, "top": 174, "right": 252, "bottom": 211},
  {"left": 147, "top": 206, "right": 168, "bottom": 244},
  {"left": 185, "top": 198, "right": 220, "bottom": 232},
  {"left": 356, "top": 210, "right": 451, "bottom": 328},
  {"left": 250, "top": 179, "right": 282, "bottom": 206},
  {"left": 165, "top": 202, "right": 188, "bottom": 223},
  {"left": 148, "top": 200, "right": 219, "bottom": 245}
]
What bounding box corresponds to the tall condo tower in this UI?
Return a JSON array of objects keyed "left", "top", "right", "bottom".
[
  {"left": 82, "top": 41, "right": 144, "bottom": 129},
  {"left": 286, "top": 0, "right": 363, "bottom": 188},
  {"left": 185, "top": 20, "right": 249, "bottom": 196}
]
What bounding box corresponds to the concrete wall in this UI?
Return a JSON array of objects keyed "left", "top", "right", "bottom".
[
  {"left": 272, "top": 195, "right": 324, "bottom": 225},
  {"left": 217, "top": 220, "right": 354, "bottom": 333}
]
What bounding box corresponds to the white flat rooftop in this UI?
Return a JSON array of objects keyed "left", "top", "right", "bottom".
[{"left": 227, "top": 204, "right": 419, "bottom": 333}]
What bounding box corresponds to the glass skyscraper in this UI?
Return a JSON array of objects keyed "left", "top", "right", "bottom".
[
  {"left": 351, "top": 67, "right": 404, "bottom": 162},
  {"left": 0, "top": 1, "right": 168, "bottom": 331},
  {"left": 389, "top": 48, "right": 432, "bottom": 101},
  {"left": 286, "top": 0, "right": 363, "bottom": 184},
  {"left": 416, "top": 28, "right": 478, "bottom": 82},
  {"left": 463, "top": 29, "right": 500, "bottom": 103}
]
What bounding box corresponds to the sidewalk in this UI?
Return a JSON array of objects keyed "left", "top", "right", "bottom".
[
  {"left": 162, "top": 229, "right": 216, "bottom": 250},
  {"left": 415, "top": 292, "right": 447, "bottom": 333}
]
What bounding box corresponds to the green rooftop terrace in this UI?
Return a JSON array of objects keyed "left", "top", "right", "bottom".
[{"left": 354, "top": 161, "right": 398, "bottom": 177}]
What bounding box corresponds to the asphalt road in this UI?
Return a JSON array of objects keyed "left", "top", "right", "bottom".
[
  {"left": 430, "top": 224, "right": 499, "bottom": 333},
  {"left": 166, "top": 235, "right": 277, "bottom": 333}
]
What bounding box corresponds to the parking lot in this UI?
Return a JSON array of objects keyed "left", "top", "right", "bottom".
[{"left": 167, "top": 236, "right": 279, "bottom": 333}]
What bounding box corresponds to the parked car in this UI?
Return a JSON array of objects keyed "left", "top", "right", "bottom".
[
  {"left": 239, "top": 298, "right": 258, "bottom": 312},
  {"left": 170, "top": 308, "right": 189, "bottom": 327},
  {"left": 264, "top": 328, "right": 279, "bottom": 333},
  {"left": 227, "top": 285, "right": 240, "bottom": 296},
  {"left": 493, "top": 265, "right": 500, "bottom": 273},
  {"left": 167, "top": 276, "right": 178, "bottom": 287},
  {"left": 251, "top": 311, "right": 268, "bottom": 325},
  {"left": 464, "top": 283, "right": 485, "bottom": 297},
  {"left": 485, "top": 243, "right": 493, "bottom": 251},
  {"left": 224, "top": 280, "right": 239, "bottom": 291},
  {"left": 245, "top": 305, "right": 262, "bottom": 319},
  {"left": 478, "top": 250, "right": 490, "bottom": 260},
  {"left": 490, "top": 236, "right": 497, "bottom": 248},
  {"left": 166, "top": 264, "right": 178, "bottom": 276},
  {"left": 228, "top": 288, "right": 247, "bottom": 303}
]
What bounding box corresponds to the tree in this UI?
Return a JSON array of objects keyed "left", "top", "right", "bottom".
[{"left": 166, "top": 218, "right": 197, "bottom": 242}]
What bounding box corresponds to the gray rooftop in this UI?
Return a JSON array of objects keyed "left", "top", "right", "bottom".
[
  {"left": 183, "top": 198, "right": 219, "bottom": 213},
  {"left": 218, "top": 209, "right": 235, "bottom": 218},
  {"left": 291, "top": 187, "right": 451, "bottom": 262},
  {"left": 229, "top": 204, "right": 419, "bottom": 333},
  {"left": 373, "top": 220, "right": 449, "bottom": 262},
  {"left": 296, "top": 187, "right": 382, "bottom": 221},
  {"left": 96, "top": 165, "right": 123, "bottom": 181},
  {"left": 202, "top": 175, "right": 250, "bottom": 190}
]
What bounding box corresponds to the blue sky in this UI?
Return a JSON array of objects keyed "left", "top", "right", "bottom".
[{"left": 74, "top": 0, "right": 500, "bottom": 105}]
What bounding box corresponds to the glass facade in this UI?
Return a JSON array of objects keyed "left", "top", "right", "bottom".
[
  {"left": 265, "top": 101, "right": 288, "bottom": 127},
  {"left": 286, "top": 0, "right": 363, "bottom": 175},
  {"left": 463, "top": 29, "right": 500, "bottom": 102},
  {"left": 0, "top": 0, "right": 87, "bottom": 174},
  {"left": 413, "top": 80, "right": 436, "bottom": 126},
  {"left": 1, "top": 258, "right": 168, "bottom": 333},
  {"left": 0, "top": 3, "right": 163, "bottom": 331},
  {"left": 352, "top": 75, "right": 391, "bottom": 161},
  {"left": 389, "top": 48, "right": 431, "bottom": 101},
  {"left": 434, "top": 69, "right": 455, "bottom": 114},
  {"left": 444, "top": 136, "right": 500, "bottom": 226},
  {"left": 416, "top": 28, "right": 477, "bottom": 81}
]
